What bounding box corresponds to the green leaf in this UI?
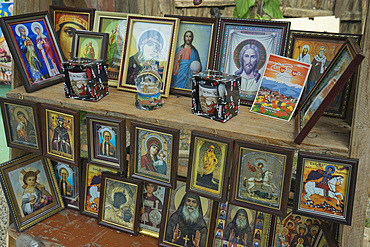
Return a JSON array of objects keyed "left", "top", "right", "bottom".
[
  {"left": 263, "top": 0, "right": 283, "bottom": 19},
  {"left": 261, "top": 14, "right": 271, "bottom": 20},
  {"left": 234, "top": 0, "right": 256, "bottom": 18}
]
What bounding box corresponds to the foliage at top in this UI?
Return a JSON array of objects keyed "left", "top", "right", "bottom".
[{"left": 233, "top": 0, "right": 284, "bottom": 20}]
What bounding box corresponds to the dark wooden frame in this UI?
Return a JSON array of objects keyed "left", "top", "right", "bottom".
[
  {"left": 130, "top": 121, "right": 179, "bottom": 189},
  {"left": 286, "top": 30, "right": 362, "bottom": 118},
  {"left": 0, "top": 11, "right": 64, "bottom": 92},
  {"left": 312, "top": 222, "right": 339, "bottom": 247},
  {"left": 79, "top": 159, "right": 121, "bottom": 218},
  {"left": 229, "top": 140, "right": 294, "bottom": 217},
  {"left": 158, "top": 179, "right": 218, "bottom": 247},
  {"left": 49, "top": 6, "right": 95, "bottom": 31},
  {"left": 186, "top": 131, "right": 233, "bottom": 202},
  {"left": 293, "top": 152, "right": 358, "bottom": 225},
  {"left": 87, "top": 113, "right": 126, "bottom": 171},
  {"left": 164, "top": 15, "right": 219, "bottom": 96},
  {"left": 97, "top": 172, "right": 143, "bottom": 235},
  {"left": 92, "top": 11, "right": 129, "bottom": 86},
  {"left": 213, "top": 17, "right": 290, "bottom": 105},
  {"left": 294, "top": 38, "right": 364, "bottom": 145},
  {"left": 0, "top": 153, "right": 64, "bottom": 232},
  {"left": 50, "top": 158, "right": 81, "bottom": 210},
  {"left": 71, "top": 30, "right": 109, "bottom": 60},
  {"left": 41, "top": 104, "right": 80, "bottom": 166},
  {"left": 0, "top": 97, "right": 42, "bottom": 153},
  {"left": 117, "top": 15, "right": 179, "bottom": 97}
]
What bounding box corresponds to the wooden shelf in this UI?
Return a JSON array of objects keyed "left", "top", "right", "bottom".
[
  {"left": 7, "top": 83, "right": 350, "bottom": 156},
  {"left": 7, "top": 209, "right": 158, "bottom": 246}
]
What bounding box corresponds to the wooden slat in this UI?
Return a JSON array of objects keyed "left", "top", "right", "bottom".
[
  {"left": 158, "top": 0, "right": 172, "bottom": 16},
  {"left": 115, "top": 0, "right": 129, "bottom": 13},
  {"left": 174, "top": 0, "right": 235, "bottom": 8},
  {"left": 282, "top": 7, "right": 334, "bottom": 17},
  {"left": 144, "top": 0, "right": 158, "bottom": 16},
  {"left": 223, "top": 6, "right": 235, "bottom": 17},
  {"left": 130, "top": 0, "right": 144, "bottom": 14},
  {"left": 98, "top": 0, "right": 115, "bottom": 11},
  {"left": 6, "top": 84, "right": 350, "bottom": 157},
  {"left": 341, "top": 1, "right": 370, "bottom": 246}
]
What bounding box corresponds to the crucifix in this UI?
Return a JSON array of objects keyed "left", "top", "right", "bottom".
[
  {"left": 236, "top": 235, "right": 240, "bottom": 242},
  {"left": 183, "top": 235, "right": 190, "bottom": 246}
]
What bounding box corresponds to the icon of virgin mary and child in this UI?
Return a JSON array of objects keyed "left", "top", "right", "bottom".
[{"left": 140, "top": 136, "right": 167, "bottom": 175}]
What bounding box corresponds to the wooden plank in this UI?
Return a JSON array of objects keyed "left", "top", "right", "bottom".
[
  {"left": 158, "top": 0, "right": 172, "bottom": 16},
  {"left": 115, "top": 0, "right": 129, "bottom": 13},
  {"left": 223, "top": 6, "right": 235, "bottom": 17},
  {"left": 7, "top": 209, "right": 158, "bottom": 246},
  {"left": 130, "top": 0, "right": 144, "bottom": 14},
  {"left": 282, "top": 7, "right": 333, "bottom": 18},
  {"left": 341, "top": 2, "right": 370, "bottom": 246},
  {"left": 6, "top": 84, "right": 350, "bottom": 156},
  {"left": 98, "top": 0, "right": 115, "bottom": 11},
  {"left": 144, "top": 0, "right": 158, "bottom": 16},
  {"left": 174, "top": 0, "right": 235, "bottom": 8}
]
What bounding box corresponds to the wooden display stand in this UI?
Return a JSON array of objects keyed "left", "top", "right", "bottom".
[{"left": 5, "top": 0, "right": 370, "bottom": 246}]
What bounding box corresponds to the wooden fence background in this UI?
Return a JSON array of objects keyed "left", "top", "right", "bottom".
[{"left": 51, "top": 0, "right": 366, "bottom": 34}]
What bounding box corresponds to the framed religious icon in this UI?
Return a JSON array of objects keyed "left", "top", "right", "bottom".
[
  {"left": 93, "top": 11, "right": 128, "bottom": 86},
  {"left": 51, "top": 159, "right": 80, "bottom": 210},
  {"left": 213, "top": 201, "right": 272, "bottom": 247},
  {"left": 87, "top": 114, "right": 126, "bottom": 171},
  {"left": 214, "top": 17, "right": 290, "bottom": 105},
  {"left": 229, "top": 140, "right": 294, "bottom": 217},
  {"left": 139, "top": 182, "right": 168, "bottom": 238},
  {"left": 159, "top": 180, "right": 218, "bottom": 247},
  {"left": 41, "top": 104, "right": 80, "bottom": 166},
  {"left": 117, "top": 15, "right": 179, "bottom": 97},
  {"left": 312, "top": 222, "right": 338, "bottom": 247},
  {"left": 80, "top": 159, "right": 121, "bottom": 218},
  {"left": 293, "top": 152, "right": 358, "bottom": 225},
  {"left": 0, "top": 97, "right": 42, "bottom": 153},
  {"left": 97, "top": 172, "right": 143, "bottom": 235},
  {"left": 50, "top": 6, "right": 95, "bottom": 60},
  {"left": 186, "top": 131, "right": 233, "bottom": 202},
  {"left": 286, "top": 30, "right": 361, "bottom": 118},
  {"left": 164, "top": 15, "right": 218, "bottom": 96},
  {"left": 294, "top": 38, "right": 364, "bottom": 145},
  {"left": 130, "top": 121, "right": 180, "bottom": 189},
  {"left": 270, "top": 206, "right": 331, "bottom": 247},
  {"left": 0, "top": 153, "right": 64, "bottom": 232},
  {"left": 0, "top": 11, "right": 64, "bottom": 92},
  {"left": 71, "top": 30, "right": 108, "bottom": 60}
]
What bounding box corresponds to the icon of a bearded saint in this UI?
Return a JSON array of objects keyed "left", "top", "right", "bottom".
[
  {"left": 223, "top": 208, "right": 253, "bottom": 246},
  {"left": 165, "top": 192, "right": 208, "bottom": 247}
]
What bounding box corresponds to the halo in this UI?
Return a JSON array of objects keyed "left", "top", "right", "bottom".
[
  {"left": 143, "top": 134, "right": 163, "bottom": 153},
  {"left": 18, "top": 167, "right": 39, "bottom": 186},
  {"left": 31, "top": 22, "right": 44, "bottom": 35},
  {"left": 99, "top": 126, "right": 115, "bottom": 140},
  {"left": 295, "top": 223, "right": 308, "bottom": 236},
  {"left": 230, "top": 206, "right": 253, "bottom": 225},
  {"left": 136, "top": 28, "right": 166, "bottom": 54},
  {"left": 15, "top": 24, "right": 28, "bottom": 37},
  {"left": 14, "top": 107, "right": 29, "bottom": 122},
  {"left": 174, "top": 185, "right": 208, "bottom": 216},
  {"left": 233, "top": 39, "right": 266, "bottom": 71},
  {"left": 56, "top": 163, "right": 72, "bottom": 180}
]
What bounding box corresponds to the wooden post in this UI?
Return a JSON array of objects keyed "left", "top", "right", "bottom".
[{"left": 341, "top": 1, "right": 370, "bottom": 246}]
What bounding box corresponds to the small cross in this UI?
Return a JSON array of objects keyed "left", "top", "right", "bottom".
[
  {"left": 183, "top": 235, "right": 190, "bottom": 246},
  {"left": 236, "top": 235, "right": 240, "bottom": 242}
]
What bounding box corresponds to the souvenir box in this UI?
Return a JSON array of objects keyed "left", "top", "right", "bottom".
[
  {"left": 62, "top": 57, "right": 108, "bottom": 102},
  {"left": 192, "top": 70, "right": 241, "bottom": 123}
]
